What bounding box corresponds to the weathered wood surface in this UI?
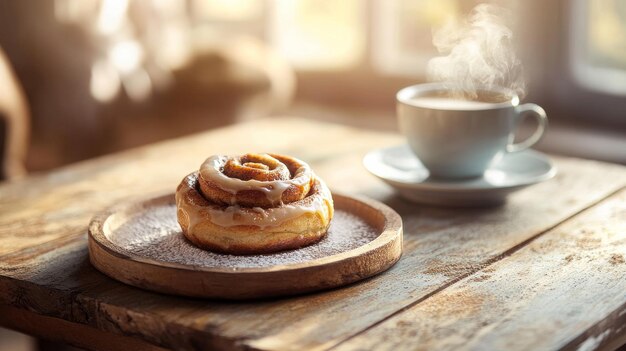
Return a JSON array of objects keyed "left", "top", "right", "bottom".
[
  {"left": 0, "top": 304, "right": 165, "bottom": 351},
  {"left": 335, "top": 189, "right": 626, "bottom": 351},
  {"left": 0, "top": 117, "right": 625, "bottom": 350}
]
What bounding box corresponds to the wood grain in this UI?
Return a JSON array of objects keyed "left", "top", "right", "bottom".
[
  {"left": 0, "top": 304, "right": 166, "bottom": 351},
  {"left": 88, "top": 193, "right": 403, "bottom": 299},
  {"left": 334, "top": 189, "right": 626, "bottom": 351},
  {"left": 0, "top": 117, "right": 625, "bottom": 351}
]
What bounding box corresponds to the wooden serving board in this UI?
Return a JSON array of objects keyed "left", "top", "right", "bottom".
[{"left": 88, "top": 193, "right": 403, "bottom": 299}]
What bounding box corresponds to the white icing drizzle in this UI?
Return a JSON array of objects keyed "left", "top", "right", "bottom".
[
  {"left": 199, "top": 155, "right": 311, "bottom": 206},
  {"left": 176, "top": 174, "right": 333, "bottom": 231}
]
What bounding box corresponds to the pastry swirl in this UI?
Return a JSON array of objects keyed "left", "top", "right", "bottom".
[
  {"left": 198, "top": 153, "right": 313, "bottom": 208},
  {"left": 176, "top": 153, "right": 334, "bottom": 255}
]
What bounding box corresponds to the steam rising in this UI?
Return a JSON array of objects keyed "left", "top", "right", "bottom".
[{"left": 427, "top": 4, "right": 525, "bottom": 99}]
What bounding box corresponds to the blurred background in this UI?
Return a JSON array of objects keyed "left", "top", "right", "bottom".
[{"left": 0, "top": 0, "right": 625, "bottom": 182}]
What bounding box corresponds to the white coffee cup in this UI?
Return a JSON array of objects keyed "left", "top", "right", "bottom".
[{"left": 397, "top": 83, "right": 547, "bottom": 179}]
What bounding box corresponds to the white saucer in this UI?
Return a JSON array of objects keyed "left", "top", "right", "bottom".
[{"left": 363, "top": 145, "right": 557, "bottom": 207}]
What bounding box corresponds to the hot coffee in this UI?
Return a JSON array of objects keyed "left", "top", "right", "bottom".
[
  {"left": 407, "top": 90, "right": 511, "bottom": 110},
  {"left": 397, "top": 83, "right": 547, "bottom": 179}
]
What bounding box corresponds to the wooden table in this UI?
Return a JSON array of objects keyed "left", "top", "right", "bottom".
[{"left": 1, "top": 117, "right": 625, "bottom": 351}]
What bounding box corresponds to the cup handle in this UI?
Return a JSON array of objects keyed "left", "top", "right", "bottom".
[{"left": 507, "top": 103, "right": 548, "bottom": 153}]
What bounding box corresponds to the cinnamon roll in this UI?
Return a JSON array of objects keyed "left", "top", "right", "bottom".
[{"left": 176, "top": 153, "right": 334, "bottom": 255}]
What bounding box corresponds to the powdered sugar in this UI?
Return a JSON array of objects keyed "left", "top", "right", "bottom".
[{"left": 108, "top": 204, "right": 378, "bottom": 268}]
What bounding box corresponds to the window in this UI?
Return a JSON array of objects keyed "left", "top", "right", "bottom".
[
  {"left": 269, "top": 0, "right": 365, "bottom": 70},
  {"left": 372, "top": 0, "right": 460, "bottom": 76},
  {"left": 571, "top": 0, "right": 626, "bottom": 95}
]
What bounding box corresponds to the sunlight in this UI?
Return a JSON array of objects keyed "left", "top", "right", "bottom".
[
  {"left": 90, "top": 59, "right": 121, "bottom": 103},
  {"left": 270, "top": 0, "right": 364, "bottom": 70},
  {"left": 109, "top": 40, "right": 143, "bottom": 74},
  {"left": 97, "top": 0, "right": 128, "bottom": 35}
]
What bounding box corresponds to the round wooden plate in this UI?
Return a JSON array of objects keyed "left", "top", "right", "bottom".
[{"left": 88, "top": 193, "right": 403, "bottom": 299}]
